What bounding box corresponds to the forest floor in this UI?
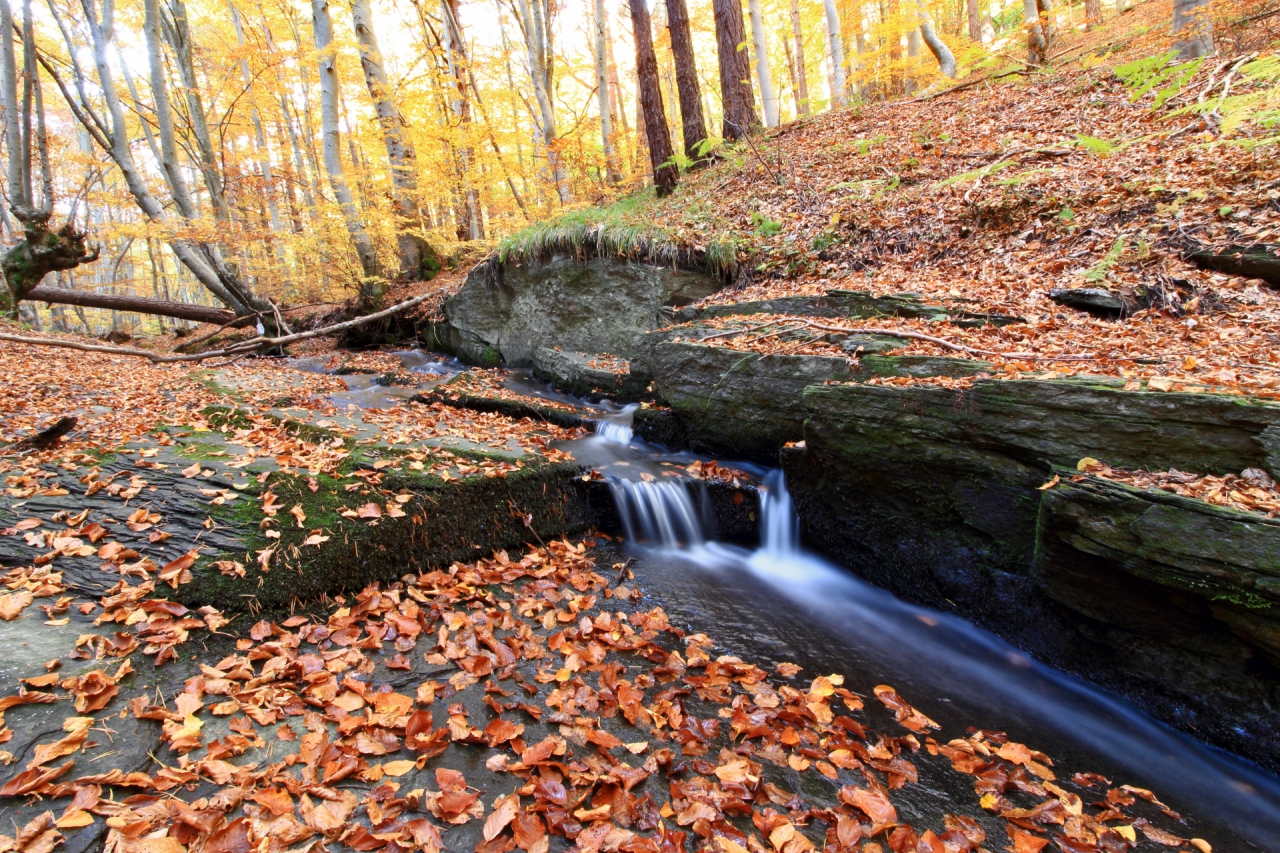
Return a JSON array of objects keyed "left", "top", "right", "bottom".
[
  {"left": 494, "top": 0, "right": 1280, "bottom": 396},
  {"left": 0, "top": 341, "right": 1210, "bottom": 853}
]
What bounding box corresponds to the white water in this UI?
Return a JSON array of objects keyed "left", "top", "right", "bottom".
[{"left": 591, "top": 438, "right": 1280, "bottom": 847}]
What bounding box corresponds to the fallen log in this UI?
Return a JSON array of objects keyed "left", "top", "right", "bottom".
[
  {"left": 1187, "top": 245, "right": 1280, "bottom": 287},
  {"left": 0, "top": 290, "right": 439, "bottom": 364},
  {"left": 23, "top": 286, "right": 247, "bottom": 326}
]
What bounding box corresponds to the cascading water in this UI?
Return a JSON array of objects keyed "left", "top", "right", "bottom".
[{"left": 565, "top": 412, "right": 1280, "bottom": 848}]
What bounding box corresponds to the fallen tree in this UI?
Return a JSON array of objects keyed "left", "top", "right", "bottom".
[
  {"left": 24, "top": 286, "right": 246, "bottom": 326},
  {"left": 0, "top": 290, "right": 438, "bottom": 363}
]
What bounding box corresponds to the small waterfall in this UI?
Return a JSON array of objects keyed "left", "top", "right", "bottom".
[
  {"left": 609, "top": 478, "right": 705, "bottom": 548},
  {"left": 758, "top": 470, "right": 799, "bottom": 556},
  {"left": 594, "top": 403, "right": 637, "bottom": 444}
]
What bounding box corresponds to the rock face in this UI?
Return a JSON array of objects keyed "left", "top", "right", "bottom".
[
  {"left": 781, "top": 378, "right": 1280, "bottom": 769},
  {"left": 647, "top": 342, "right": 854, "bottom": 461},
  {"left": 444, "top": 255, "right": 721, "bottom": 367},
  {"left": 532, "top": 347, "right": 650, "bottom": 401}
]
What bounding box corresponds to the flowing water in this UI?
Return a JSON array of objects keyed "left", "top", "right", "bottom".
[{"left": 560, "top": 407, "right": 1280, "bottom": 850}]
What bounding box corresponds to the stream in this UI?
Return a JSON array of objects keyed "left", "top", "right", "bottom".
[{"left": 314, "top": 352, "right": 1280, "bottom": 849}]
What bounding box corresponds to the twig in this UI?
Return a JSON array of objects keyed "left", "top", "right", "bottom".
[
  {"left": 0, "top": 291, "right": 440, "bottom": 364},
  {"left": 724, "top": 120, "right": 785, "bottom": 186},
  {"left": 796, "top": 320, "right": 1102, "bottom": 361},
  {"left": 913, "top": 67, "right": 1030, "bottom": 102}
]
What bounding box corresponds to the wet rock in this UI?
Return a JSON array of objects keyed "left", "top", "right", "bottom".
[
  {"left": 532, "top": 347, "right": 650, "bottom": 401},
  {"left": 648, "top": 342, "right": 854, "bottom": 461},
  {"left": 444, "top": 255, "right": 721, "bottom": 367},
  {"left": 1049, "top": 287, "right": 1131, "bottom": 317},
  {"left": 782, "top": 377, "right": 1280, "bottom": 769},
  {"left": 682, "top": 290, "right": 1023, "bottom": 327},
  {"left": 1037, "top": 474, "right": 1280, "bottom": 657}
]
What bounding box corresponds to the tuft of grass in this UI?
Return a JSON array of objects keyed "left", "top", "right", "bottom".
[{"left": 497, "top": 191, "right": 740, "bottom": 280}]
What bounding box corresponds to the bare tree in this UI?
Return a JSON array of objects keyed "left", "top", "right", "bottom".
[
  {"left": 713, "top": 0, "right": 759, "bottom": 139},
  {"left": 1173, "top": 0, "right": 1213, "bottom": 58},
  {"left": 748, "top": 0, "right": 779, "bottom": 126},
  {"left": 0, "top": 0, "right": 98, "bottom": 314},
  {"left": 627, "top": 0, "right": 677, "bottom": 196},
  {"left": 790, "top": 0, "right": 810, "bottom": 116},
  {"left": 312, "top": 0, "right": 382, "bottom": 308},
  {"left": 665, "top": 0, "right": 708, "bottom": 163},
  {"left": 45, "top": 0, "right": 265, "bottom": 317}
]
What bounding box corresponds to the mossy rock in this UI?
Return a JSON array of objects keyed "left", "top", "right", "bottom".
[{"left": 179, "top": 459, "right": 594, "bottom": 613}]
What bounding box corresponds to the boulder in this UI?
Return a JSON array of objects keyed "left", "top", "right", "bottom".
[
  {"left": 444, "top": 254, "right": 721, "bottom": 366},
  {"left": 532, "top": 347, "right": 650, "bottom": 401},
  {"left": 648, "top": 342, "right": 854, "bottom": 461}
]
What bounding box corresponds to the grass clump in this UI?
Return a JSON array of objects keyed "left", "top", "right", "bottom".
[{"left": 498, "top": 190, "right": 739, "bottom": 280}]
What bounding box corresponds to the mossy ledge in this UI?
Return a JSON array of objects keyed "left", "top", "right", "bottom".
[{"left": 179, "top": 458, "right": 597, "bottom": 614}]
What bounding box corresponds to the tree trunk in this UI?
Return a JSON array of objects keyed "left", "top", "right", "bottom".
[
  {"left": 351, "top": 0, "right": 440, "bottom": 271},
  {"left": 1037, "top": 0, "right": 1057, "bottom": 53},
  {"left": 23, "top": 285, "right": 248, "bottom": 326},
  {"left": 513, "top": 0, "right": 570, "bottom": 203},
  {"left": 312, "top": 0, "right": 383, "bottom": 308},
  {"left": 1024, "top": 0, "right": 1047, "bottom": 64},
  {"left": 163, "top": 0, "right": 229, "bottom": 222},
  {"left": 594, "top": 0, "right": 622, "bottom": 183},
  {"left": 143, "top": 0, "right": 197, "bottom": 219},
  {"left": 967, "top": 0, "right": 983, "bottom": 39},
  {"left": 627, "top": 0, "right": 678, "bottom": 197},
  {"left": 1083, "top": 0, "right": 1101, "bottom": 29},
  {"left": 713, "top": 0, "right": 759, "bottom": 139},
  {"left": 441, "top": 0, "right": 483, "bottom": 241},
  {"left": 1, "top": 213, "right": 100, "bottom": 312},
  {"left": 918, "top": 9, "right": 957, "bottom": 77},
  {"left": 823, "top": 0, "right": 847, "bottom": 106},
  {"left": 790, "top": 0, "right": 810, "bottom": 116},
  {"left": 1173, "top": 0, "right": 1213, "bottom": 58},
  {"left": 747, "top": 0, "right": 779, "bottom": 127},
  {"left": 665, "top": 0, "right": 708, "bottom": 163}
]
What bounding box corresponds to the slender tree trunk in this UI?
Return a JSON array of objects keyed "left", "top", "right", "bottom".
[
  {"left": 312, "top": 0, "right": 382, "bottom": 307},
  {"left": 919, "top": 12, "right": 957, "bottom": 77},
  {"left": 665, "top": 0, "right": 708, "bottom": 163},
  {"left": 1172, "top": 0, "right": 1213, "bottom": 58},
  {"left": 594, "top": 0, "right": 622, "bottom": 183},
  {"left": 967, "top": 0, "right": 983, "bottom": 39},
  {"left": 748, "top": 0, "right": 779, "bottom": 127},
  {"left": 1084, "top": 0, "right": 1101, "bottom": 29},
  {"left": 790, "top": 0, "right": 810, "bottom": 116},
  {"left": 441, "top": 0, "right": 483, "bottom": 241},
  {"left": 228, "top": 6, "right": 282, "bottom": 244},
  {"left": 1038, "top": 0, "right": 1057, "bottom": 53},
  {"left": 824, "top": 0, "right": 847, "bottom": 106},
  {"left": 513, "top": 0, "right": 570, "bottom": 203},
  {"left": 627, "top": 0, "right": 677, "bottom": 196},
  {"left": 713, "top": 0, "right": 759, "bottom": 139}
]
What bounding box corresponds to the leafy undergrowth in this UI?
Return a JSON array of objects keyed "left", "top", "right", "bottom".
[
  {"left": 501, "top": 0, "right": 1280, "bottom": 396},
  {"left": 0, "top": 538, "right": 1207, "bottom": 853}
]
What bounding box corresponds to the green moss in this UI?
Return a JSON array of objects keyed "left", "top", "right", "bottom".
[{"left": 178, "top": 458, "right": 594, "bottom": 614}]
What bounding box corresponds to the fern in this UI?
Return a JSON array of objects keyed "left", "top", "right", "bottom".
[
  {"left": 1074, "top": 134, "right": 1118, "bottom": 157},
  {"left": 1080, "top": 238, "right": 1126, "bottom": 283},
  {"left": 1115, "top": 51, "right": 1204, "bottom": 108},
  {"left": 1178, "top": 55, "right": 1280, "bottom": 147},
  {"left": 938, "top": 159, "right": 1016, "bottom": 187}
]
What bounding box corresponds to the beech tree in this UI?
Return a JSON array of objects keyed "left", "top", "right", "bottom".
[
  {"left": 789, "top": 0, "right": 810, "bottom": 116},
  {"left": 823, "top": 0, "right": 846, "bottom": 105},
  {"left": 594, "top": 0, "right": 622, "bottom": 183},
  {"left": 1173, "top": 0, "right": 1214, "bottom": 58},
  {"left": 313, "top": 0, "right": 382, "bottom": 309},
  {"left": 713, "top": 0, "right": 759, "bottom": 139},
  {"left": 627, "top": 0, "right": 677, "bottom": 196}
]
